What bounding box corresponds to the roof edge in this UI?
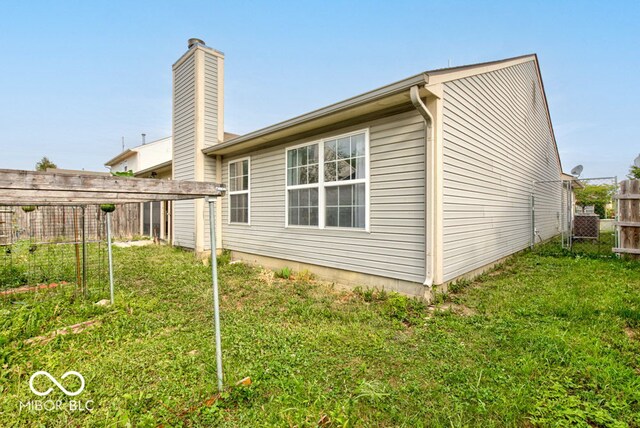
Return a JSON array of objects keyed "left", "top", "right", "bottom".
[
  {"left": 204, "top": 53, "right": 547, "bottom": 157},
  {"left": 204, "top": 72, "right": 429, "bottom": 155},
  {"left": 134, "top": 160, "right": 173, "bottom": 177},
  {"left": 104, "top": 149, "right": 134, "bottom": 167}
]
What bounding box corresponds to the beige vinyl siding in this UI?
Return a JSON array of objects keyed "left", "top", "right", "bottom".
[
  {"left": 172, "top": 54, "right": 196, "bottom": 248},
  {"left": 201, "top": 52, "right": 221, "bottom": 250},
  {"left": 441, "top": 60, "right": 561, "bottom": 281},
  {"left": 203, "top": 54, "right": 218, "bottom": 148},
  {"left": 221, "top": 111, "right": 426, "bottom": 283},
  {"left": 202, "top": 157, "right": 216, "bottom": 250}
]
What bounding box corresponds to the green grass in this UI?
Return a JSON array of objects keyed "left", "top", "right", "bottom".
[
  {"left": 0, "top": 245, "right": 639, "bottom": 426},
  {"left": 533, "top": 231, "right": 618, "bottom": 259},
  {"left": 0, "top": 240, "right": 108, "bottom": 293}
]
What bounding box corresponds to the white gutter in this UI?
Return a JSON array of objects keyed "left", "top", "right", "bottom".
[{"left": 409, "top": 85, "right": 436, "bottom": 287}]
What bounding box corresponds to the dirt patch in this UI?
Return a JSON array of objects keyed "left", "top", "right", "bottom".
[
  {"left": 334, "top": 292, "right": 356, "bottom": 305},
  {"left": 258, "top": 268, "right": 275, "bottom": 286},
  {"left": 24, "top": 319, "right": 101, "bottom": 345},
  {"left": 428, "top": 302, "right": 477, "bottom": 317},
  {"left": 113, "top": 240, "right": 154, "bottom": 248},
  {"left": 625, "top": 327, "right": 636, "bottom": 340}
]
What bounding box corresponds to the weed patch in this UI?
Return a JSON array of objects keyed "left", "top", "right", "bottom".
[{"left": 274, "top": 266, "right": 292, "bottom": 279}]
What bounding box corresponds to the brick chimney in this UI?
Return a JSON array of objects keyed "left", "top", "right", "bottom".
[{"left": 172, "top": 39, "right": 224, "bottom": 252}]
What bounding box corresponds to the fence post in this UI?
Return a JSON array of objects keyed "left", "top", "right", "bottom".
[
  {"left": 614, "top": 176, "right": 619, "bottom": 254},
  {"left": 81, "top": 206, "right": 87, "bottom": 297},
  {"left": 207, "top": 197, "right": 223, "bottom": 392},
  {"left": 106, "top": 212, "right": 114, "bottom": 305},
  {"left": 616, "top": 180, "right": 640, "bottom": 259}
]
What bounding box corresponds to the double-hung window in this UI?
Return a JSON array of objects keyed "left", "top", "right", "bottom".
[
  {"left": 228, "top": 158, "right": 250, "bottom": 224},
  {"left": 286, "top": 130, "right": 368, "bottom": 230},
  {"left": 287, "top": 144, "right": 319, "bottom": 226}
]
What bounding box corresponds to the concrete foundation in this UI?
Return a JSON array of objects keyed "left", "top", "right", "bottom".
[{"left": 230, "top": 250, "right": 430, "bottom": 300}]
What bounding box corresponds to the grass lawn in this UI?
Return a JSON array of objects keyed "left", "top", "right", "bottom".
[{"left": 1, "top": 244, "right": 639, "bottom": 427}]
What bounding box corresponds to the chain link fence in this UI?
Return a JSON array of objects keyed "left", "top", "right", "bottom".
[
  {"left": 531, "top": 177, "right": 618, "bottom": 257},
  {"left": 0, "top": 205, "right": 109, "bottom": 298}
]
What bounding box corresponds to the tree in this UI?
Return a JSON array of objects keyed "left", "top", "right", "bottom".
[
  {"left": 35, "top": 157, "right": 57, "bottom": 171},
  {"left": 574, "top": 183, "right": 616, "bottom": 219},
  {"left": 628, "top": 165, "right": 640, "bottom": 180}
]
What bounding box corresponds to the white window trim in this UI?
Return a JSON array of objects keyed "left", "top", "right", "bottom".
[
  {"left": 228, "top": 157, "right": 251, "bottom": 225},
  {"left": 284, "top": 128, "right": 370, "bottom": 232}
]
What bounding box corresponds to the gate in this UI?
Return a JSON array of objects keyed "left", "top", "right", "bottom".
[{"left": 531, "top": 176, "right": 618, "bottom": 256}]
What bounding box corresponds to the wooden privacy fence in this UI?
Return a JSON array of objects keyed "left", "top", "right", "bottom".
[
  {"left": 109, "top": 203, "right": 141, "bottom": 238},
  {"left": 614, "top": 179, "right": 640, "bottom": 259},
  {"left": 0, "top": 203, "right": 140, "bottom": 244}
]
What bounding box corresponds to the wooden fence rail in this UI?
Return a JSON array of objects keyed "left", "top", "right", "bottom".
[{"left": 614, "top": 179, "right": 640, "bottom": 259}]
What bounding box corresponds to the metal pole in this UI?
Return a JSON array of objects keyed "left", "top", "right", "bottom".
[
  {"left": 73, "top": 207, "right": 81, "bottom": 290},
  {"left": 82, "top": 206, "right": 87, "bottom": 298},
  {"left": 569, "top": 184, "right": 573, "bottom": 250},
  {"left": 207, "top": 197, "right": 223, "bottom": 392},
  {"left": 106, "top": 212, "right": 114, "bottom": 305}
]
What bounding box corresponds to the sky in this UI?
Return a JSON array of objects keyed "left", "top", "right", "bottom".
[{"left": 0, "top": 0, "right": 638, "bottom": 179}]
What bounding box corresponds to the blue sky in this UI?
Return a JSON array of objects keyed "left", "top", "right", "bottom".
[{"left": 0, "top": 0, "right": 638, "bottom": 178}]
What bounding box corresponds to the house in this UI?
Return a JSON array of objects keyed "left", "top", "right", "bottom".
[
  {"left": 105, "top": 136, "right": 173, "bottom": 240},
  {"left": 109, "top": 39, "right": 564, "bottom": 299},
  {"left": 105, "top": 136, "right": 173, "bottom": 178}
]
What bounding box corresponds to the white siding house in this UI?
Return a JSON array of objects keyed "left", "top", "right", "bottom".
[
  {"left": 107, "top": 40, "right": 564, "bottom": 299},
  {"left": 105, "top": 137, "right": 172, "bottom": 177},
  {"left": 105, "top": 137, "right": 173, "bottom": 241}
]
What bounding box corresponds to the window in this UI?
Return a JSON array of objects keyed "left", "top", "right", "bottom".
[
  {"left": 286, "top": 130, "right": 368, "bottom": 230},
  {"left": 229, "top": 158, "right": 250, "bottom": 224},
  {"left": 142, "top": 201, "right": 164, "bottom": 239},
  {"left": 287, "top": 145, "right": 319, "bottom": 226}
]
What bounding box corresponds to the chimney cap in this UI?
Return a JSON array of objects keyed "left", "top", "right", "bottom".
[{"left": 188, "top": 38, "right": 205, "bottom": 49}]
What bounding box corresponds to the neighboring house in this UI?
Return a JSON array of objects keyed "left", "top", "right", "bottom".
[
  {"left": 105, "top": 137, "right": 173, "bottom": 241},
  {"left": 105, "top": 136, "right": 172, "bottom": 178},
  {"left": 108, "top": 39, "right": 565, "bottom": 299}
]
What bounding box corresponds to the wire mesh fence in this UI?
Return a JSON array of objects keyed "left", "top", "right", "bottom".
[
  {"left": 531, "top": 177, "right": 618, "bottom": 257},
  {"left": 0, "top": 205, "right": 109, "bottom": 299}
]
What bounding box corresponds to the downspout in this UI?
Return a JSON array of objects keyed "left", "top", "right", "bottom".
[{"left": 409, "top": 85, "right": 435, "bottom": 287}]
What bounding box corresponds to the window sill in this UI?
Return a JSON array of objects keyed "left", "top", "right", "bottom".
[{"left": 283, "top": 225, "right": 371, "bottom": 233}]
